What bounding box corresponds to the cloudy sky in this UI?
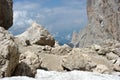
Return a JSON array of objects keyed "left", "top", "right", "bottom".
[{"left": 9, "top": 0, "right": 88, "bottom": 44}]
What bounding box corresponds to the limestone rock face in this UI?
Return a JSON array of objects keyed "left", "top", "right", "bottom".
[
  {"left": 12, "top": 44, "right": 43, "bottom": 77},
  {"left": 71, "top": 0, "right": 120, "bottom": 48},
  {"left": 0, "top": 27, "right": 19, "bottom": 78},
  {"left": 15, "top": 22, "right": 55, "bottom": 47},
  {"left": 0, "top": 0, "right": 13, "bottom": 30}
]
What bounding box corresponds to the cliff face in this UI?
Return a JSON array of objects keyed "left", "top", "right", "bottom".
[
  {"left": 0, "top": 0, "right": 13, "bottom": 30},
  {"left": 71, "top": 0, "right": 120, "bottom": 47}
]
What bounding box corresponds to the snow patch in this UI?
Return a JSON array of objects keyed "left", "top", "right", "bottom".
[{"left": 1, "top": 69, "right": 120, "bottom": 80}]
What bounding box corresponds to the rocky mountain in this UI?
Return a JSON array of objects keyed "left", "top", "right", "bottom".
[
  {"left": 15, "top": 22, "right": 55, "bottom": 47},
  {"left": 71, "top": 0, "right": 120, "bottom": 48},
  {"left": 0, "top": 0, "right": 120, "bottom": 79},
  {"left": 12, "top": 24, "right": 120, "bottom": 77}
]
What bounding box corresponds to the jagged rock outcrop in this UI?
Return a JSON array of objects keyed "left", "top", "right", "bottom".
[
  {"left": 15, "top": 22, "right": 55, "bottom": 47},
  {"left": 13, "top": 51, "right": 41, "bottom": 77},
  {"left": 15, "top": 45, "right": 67, "bottom": 76},
  {"left": 14, "top": 24, "right": 120, "bottom": 76},
  {"left": 13, "top": 44, "right": 65, "bottom": 77},
  {"left": 1, "top": 0, "right": 120, "bottom": 79},
  {"left": 12, "top": 44, "right": 43, "bottom": 77},
  {"left": 0, "top": 0, "right": 13, "bottom": 30},
  {"left": 0, "top": 27, "right": 19, "bottom": 78},
  {"left": 71, "top": 0, "right": 120, "bottom": 48}
]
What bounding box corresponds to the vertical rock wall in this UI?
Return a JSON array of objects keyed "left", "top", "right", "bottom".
[{"left": 71, "top": 0, "right": 120, "bottom": 47}]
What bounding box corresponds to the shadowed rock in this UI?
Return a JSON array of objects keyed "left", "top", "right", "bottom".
[{"left": 0, "top": 0, "right": 13, "bottom": 29}]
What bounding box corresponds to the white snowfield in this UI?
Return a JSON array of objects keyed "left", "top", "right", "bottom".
[{"left": 1, "top": 69, "right": 120, "bottom": 80}]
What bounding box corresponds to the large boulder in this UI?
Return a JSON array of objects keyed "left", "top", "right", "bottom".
[
  {"left": 13, "top": 51, "right": 41, "bottom": 77},
  {"left": 0, "top": 0, "right": 13, "bottom": 30},
  {"left": 62, "top": 48, "right": 113, "bottom": 74},
  {"left": 0, "top": 27, "right": 19, "bottom": 78},
  {"left": 12, "top": 43, "right": 44, "bottom": 77},
  {"left": 71, "top": 0, "right": 120, "bottom": 48},
  {"left": 15, "top": 22, "right": 55, "bottom": 47}
]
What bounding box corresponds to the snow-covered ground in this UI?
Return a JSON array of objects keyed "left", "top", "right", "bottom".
[{"left": 1, "top": 69, "right": 120, "bottom": 80}]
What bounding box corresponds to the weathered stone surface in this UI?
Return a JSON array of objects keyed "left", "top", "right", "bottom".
[
  {"left": 0, "top": 27, "right": 19, "bottom": 78},
  {"left": 106, "top": 52, "right": 119, "bottom": 60},
  {"left": 15, "top": 22, "right": 55, "bottom": 47},
  {"left": 0, "top": 0, "right": 13, "bottom": 29},
  {"left": 62, "top": 48, "right": 113, "bottom": 74},
  {"left": 13, "top": 43, "right": 65, "bottom": 77},
  {"left": 51, "top": 44, "right": 72, "bottom": 55},
  {"left": 93, "top": 64, "right": 110, "bottom": 74},
  {"left": 71, "top": 0, "right": 120, "bottom": 48},
  {"left": 13, "top": 51, "right": 41, "bottom": 77},
  {"left": 39, "top": 53, "right": 64, "bottom": 71},
  {"left": 91, "top": 44, "right": 107, "bottom": 55},
  {"left": 113, "top": 58, "right": 120, "bottom": 71}
]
